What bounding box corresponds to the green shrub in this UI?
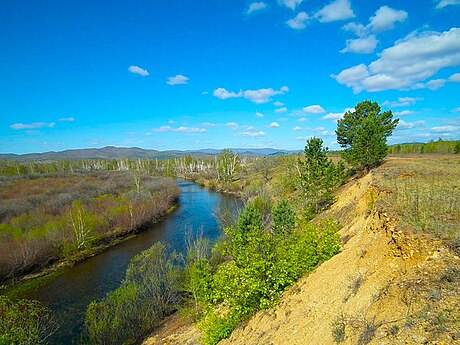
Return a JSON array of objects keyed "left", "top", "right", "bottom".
[{"left": 0, "top": 295, "right": 58, "bottom": 345}]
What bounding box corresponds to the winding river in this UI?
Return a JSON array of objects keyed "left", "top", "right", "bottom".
[{"left": 22, "top": 179, "right": 241, "bottom": 344}]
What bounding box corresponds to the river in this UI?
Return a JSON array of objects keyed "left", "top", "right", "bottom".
[{"left": 22, "top": 179, "right": 241, "bottom": 344}]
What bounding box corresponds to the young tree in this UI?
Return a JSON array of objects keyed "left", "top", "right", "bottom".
[
  {"left": 336, "top": 100, "right": 398, "bottom": 171},
  {"left": 272, "top": 200, "right": 295, "bottom": 237},
  {"left": 300, "top": 137, "right": 336, "bottom": 215}
]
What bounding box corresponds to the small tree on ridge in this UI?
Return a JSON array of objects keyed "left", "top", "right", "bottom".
[{"left": 336, "top": 100, "right": 398, "bottom": 172}]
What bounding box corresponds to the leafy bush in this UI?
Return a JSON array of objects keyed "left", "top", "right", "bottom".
[
  {"left": 83, "top": 243, "right": 182, "bottom": 345},
  {"left": 0, "top": 295, "right": 58, "bottom": 345}
]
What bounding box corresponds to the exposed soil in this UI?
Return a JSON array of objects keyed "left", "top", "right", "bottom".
[{"left": 143, "top": 158, "right": 460, "bottom": 345}]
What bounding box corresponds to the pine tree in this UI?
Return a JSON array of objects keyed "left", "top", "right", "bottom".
[
  {"left": 336, "top": 100, "right": 398, "bottom": 172},
  {"left": 272, "top": 200, "right": 295, "bottom": 237},
  {"left": 300, "top": 137, "right": 335, "bottom": 216}
]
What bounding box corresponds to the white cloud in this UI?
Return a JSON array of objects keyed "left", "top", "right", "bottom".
[
  {"left": 213, "top": 88, "right": 243, "bottom": 99},
  {"left": 225, "top": 122, "right": 240, "bottom": 130},
  {"left": 273, "top": 101, "right": 285, "bottom": 107},
  {"left": 298, "top": 117, "right": 307, "bottom": 122},
  {"left": 397, "top": 120, "right": 425, "bottom": 130},
  {"left": 58, "top": 117, "right": 75, "bottom": 122},
  {"left": 275, "top": 107, "right": 288, "bottom": 113},
  {"left": 278, "top": 0, "right": 303, "bottom": 10},
  {"left": 269, "top": 122, "right": 280, "bottom": 128},
  {"left": 383, "top": 97, "right": 423, "bottom": 107},
  {"left": 303, "top": 105, "right": 325, "bottom": 114},
  {"left": 431, "top": 125, "right": 459, "bottom": 132},
  {"left": 341, "top": 35, "right": 378, "bottom": 54},
  {"left": 235, "top": 131, "right": 266, "bottom": 137},
  {"left": 315, "top": 0, "right": 355, "bottom": 23},
  {"left": 332, "top": 28, "right": 460, "bottom": 92},
  {"left": 255, "top": 112, "right": 264, "bottom": 118},
  {"left": 394, "top": 110, "right": 413, "bottom": 116},
  {"left": 166, "top": 74, "right": 189, "bottom": 85},
  {"left": 214, "top": 86, "right": 288, "bottom": 103},
  {"left": 243, "top": 86, "right": 289, "bottom": 104},
  {"left": 331, "top": 63, "right": 369, "bottom": 93},
  {"left": 322, "top": 112, "right": 344, "bottom": 120},
  {"left": 247, "top": 2, "right": 267, "bottom": 14},
  {"left": 436, "top": 0, "right": 460, "bottom": 8},
  {"left": 10, "top": 122, "right": 55, "bottom": 130},
  {"left": 202, "top": 122, "right": 217, "bottom": 127},
  {"left": 287, "top": 12, "right": 310, "bottom": 30},
  {"left": 368, "top": 6, "right": 408, "bottom": 33},
  {"left": 342, "top": 22, "right": 367, "bottom": 37},
  {"left": 153, "top": 126, "right": 207, "bottom": 133},
  {"left": 448, "top": 73, "right": 460, "bottom": 82},
  {"left": 128, "top": 65, "right": 149, "bottom": 77},
  {"left": 293, "top": 126, "right": 303, "bottom": 131}
]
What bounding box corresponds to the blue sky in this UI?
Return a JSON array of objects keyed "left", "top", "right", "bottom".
[{"left": 1, "top": 0, "right": 459, "bottom": 154}]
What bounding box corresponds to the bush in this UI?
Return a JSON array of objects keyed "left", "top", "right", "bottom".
[
  {"left": 0, "top": 295, "right": 58, "bottom": 345},
  {"left": 83, "top": 243, "right": 183, "bottom": 345}
]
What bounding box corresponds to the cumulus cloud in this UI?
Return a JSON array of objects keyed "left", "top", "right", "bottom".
[
  {"left": 235, "top": 131, "right": 266, "bottom": 137},
  {"left": 166, "top": 74, "right": 189, "bottom": 85},
  {"left": 273, "top": 101, "right": 285, "bottom": 107},
  {"left": 202, "top": 122, "right": 217, "bottom": 127},
  {"left": 315, "top": 0, "right": 355, "bottom": 23},
  {"left": 213, "top": 86, "right": 288, "bottom": 103},
  {"left": 225, "top": 122, "right": 240, "bottom": 130},
  {"left": 341, "top": 35, "right": 378, "bottom": 54},
  {"left": 436, "top": 0, "right": 460, "bottom": 8},
  {"left": 287, "top": 12, "right": 310, "bottom": 30},
  {"left": 243, "top": 86, "right": 289, "bottom": 104},
  {"left": 431, "top": 125, "right": 459, "bottom": 132},
  {"left": 341, "top": 6, "right": 407, "bottom": 54},
  {"left": 256, "top": 112, "right": 264, "bottom": 118},
  {"left": 293, "top": 126, "right": 303, "bottom": 131},
  {"left": 332, "top": 28, "right": 460, "bottom": 92},
  {"left": 303, "top": 105, "right": 325, "bottom": 114},
  {"left": 128, "top": 65, "right": 149, "bottom": 76},
  {"left": 322, "top": 112, "right": 344, "bottom": 120},
  {"left": 383, "top": 97, "right": 423, "bottom": 107},
  {"left": 58, "top": 117, "right": 75, "bottom": 122},
  {"left": 394, "top": 110, "right": 413, "bottom": 116},
  {"left": 10, "top": 122, "right": 55, "bottom": 130},
  {"left": 275, "top": 107, "right": 288, "bottom": 113},
  {"left": 396, "top": 120, "right": 425, "bottom": 130},
  {"left": 297, "top": 117, "right": 307, "bottom": 122},
  {"left": 247, "top": 2, "right": 267, "bottom": 14},
  {"left": 213, "top": 88, "right": 243, "bottom": 99},
  {"left": 269, "top": 122, "right": 280, "bottom": 128},
  {"left": 411, "top": 72, "right": 460, "bottom": 90},
  {"left": 368, "top": 6, "right": 408, "bottom": 32},
  {"left": 153, "top": 126, "right": 207, "bottom": 133},
  {"left": 278, "top": 0, "right": 303, "bottom": 10}
]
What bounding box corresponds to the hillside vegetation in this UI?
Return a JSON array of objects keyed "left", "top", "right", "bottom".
[{"left": 145, "top": 155, "right": 460, "bottom": 345}]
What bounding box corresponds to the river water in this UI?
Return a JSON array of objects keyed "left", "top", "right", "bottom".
[{"left": 23, "top": 179, "right": 241, "bottom": 344}]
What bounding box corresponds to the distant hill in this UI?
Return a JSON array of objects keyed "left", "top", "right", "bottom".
[{"left": 0, "top": 146, "right": 299, "bottom": 161}]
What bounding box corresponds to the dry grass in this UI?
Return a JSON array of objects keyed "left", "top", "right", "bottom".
[{"left": 374, "top": 155, "right": 460, "bottom": 253}]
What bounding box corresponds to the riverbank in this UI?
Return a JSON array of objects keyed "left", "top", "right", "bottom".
[
  {"left": 1, "top": 203, "right": 178, "bottom": 298},
  {"left": 0, "top": 172, "right": 180, "bottom": 291}
]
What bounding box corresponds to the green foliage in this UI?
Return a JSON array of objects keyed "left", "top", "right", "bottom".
[
  {"left": 195, "top": 203, "right": 341, "bottom": 344},
  {"left": 0, "top": 295, "right": 58, "bottom": 345},
  {"left": 300, "top": 137, "right": 345, "bottom": 216},
  {"left": 83, "top": 242, "right": 182, "bottom": 345},
  {"left": 388, "top": 139, "right": 460, "bottom": 154},
  {"left": 336, "top": 100, "right": 398, "bottom": 171},
  {"left": 272, "top": 199, "right": 295, "bottom": 236}
]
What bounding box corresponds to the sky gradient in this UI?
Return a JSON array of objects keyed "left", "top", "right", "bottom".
[{"left": 1, "top": 0, "right": 459, "bottom": 154}]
